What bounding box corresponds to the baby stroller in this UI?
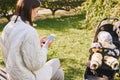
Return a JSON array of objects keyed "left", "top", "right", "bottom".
[{"left": 84, "top": 18, "right": 120, "bottom": 80}]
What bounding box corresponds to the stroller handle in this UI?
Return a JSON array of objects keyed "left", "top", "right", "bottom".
[
  {"left": 102, "top": 18, "right": 119, "bottom": 21},
  {"left": 97, "top": 18, "right": 120, "bottom": 29}
]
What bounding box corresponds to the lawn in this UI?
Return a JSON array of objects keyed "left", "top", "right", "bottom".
[
  {"left": 35, "top": 22, "right": 93, "bottom": 80},
  {"left": 34, "top": 14, "right": 93, "bottom": 80},
  {"left": 0, "top": 13, "right": 119, "bottom": 80}
]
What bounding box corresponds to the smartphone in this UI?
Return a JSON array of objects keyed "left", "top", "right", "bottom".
[{"left": 45, "top": 34, "right": 56, "bottom": 44}]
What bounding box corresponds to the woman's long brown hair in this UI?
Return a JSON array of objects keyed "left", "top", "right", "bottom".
[{"left": 14, "top": 0, "right": 40, "bottom": 26}]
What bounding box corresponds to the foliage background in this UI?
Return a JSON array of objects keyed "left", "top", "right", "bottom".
[
  {"left": 0, "top": 0, "right": 120, "bottom": 80},
  {"left": 82, "top": 0, "right": 120, "bottom": 29}
]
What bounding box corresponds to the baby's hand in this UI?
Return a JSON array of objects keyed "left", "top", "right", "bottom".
[
  {"left": 91, "top": 42, "right": 102, "bottom": 48},
  {"left": 107, "top": 49, "right": 120, "bottom": 57},
  {"left": 108, "top": 50, "right": 115, "bottom": 56},
  {"left": 114, "top": 49, "right": 120, "bottom": 56}
]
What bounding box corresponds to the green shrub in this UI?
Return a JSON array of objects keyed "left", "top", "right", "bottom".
[{"left": 81, "top": 0, "right": 120, "bottom": 29}]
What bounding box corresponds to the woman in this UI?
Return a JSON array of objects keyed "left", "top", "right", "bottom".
[{"left": 0, "top": 0, "right": 64, "bottom": 80}]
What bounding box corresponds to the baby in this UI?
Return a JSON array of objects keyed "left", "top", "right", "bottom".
[
  {"left": 90, "top": 31, "right": 119, "bottom": 70},
  {"left": 98, "top": 31, "right": 119, "bottom": 56}
]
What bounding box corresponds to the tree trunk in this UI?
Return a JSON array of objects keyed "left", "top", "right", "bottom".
[
  {"left": 4, "top": 14, "right": 13, "bottom": 21},
  {"left": 50, "top": 9, "right": 56, "bottom": 16},
  {"left": 6, "top": 16, "right": 11, "bottom": 21},
  {"left": 52, "top": 10, "right": 56, "bottom": 16},
  {"left": 2, "top": 11, "right": 14, "bottom": 21}
]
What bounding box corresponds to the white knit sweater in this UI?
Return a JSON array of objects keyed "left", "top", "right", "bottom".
[{"left": 0, "top": 15, "right": 52, "bottom": 80}]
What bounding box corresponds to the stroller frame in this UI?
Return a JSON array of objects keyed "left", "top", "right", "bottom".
[{"left": 84, "top": 18, "right": 120, "bottom": 80}]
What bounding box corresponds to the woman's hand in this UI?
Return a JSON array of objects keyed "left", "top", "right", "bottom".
[{"left": 40, "top": 37, "right": 53, "bottom": 48}]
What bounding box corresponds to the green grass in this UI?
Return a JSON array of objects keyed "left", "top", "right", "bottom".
[
  {"left": 37, "top": 28, "right": 93, "bottom": 80},
  {"left": 0, "top": 13, "right": 120, "bottom": 80},
  {"left": 34, "top": 14, "right": 94, "bottom": 80}
]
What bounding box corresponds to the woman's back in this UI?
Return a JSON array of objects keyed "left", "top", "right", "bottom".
[{"left": 1, "top": 16, "right": 37, "bottom": 80}]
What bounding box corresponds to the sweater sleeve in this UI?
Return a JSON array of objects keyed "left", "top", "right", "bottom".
[{"left": 21, "top": 29, "right": 48, "bottom": 72}]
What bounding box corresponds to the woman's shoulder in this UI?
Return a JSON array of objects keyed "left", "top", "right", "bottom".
[
  {"left": 24, "top": 24, "right": 37, "bottom": 34},
  {"left": 12, "top": 15, "right": 37, "bottom": 33}
]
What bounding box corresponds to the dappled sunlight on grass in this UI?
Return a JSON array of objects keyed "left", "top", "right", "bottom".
[
  {"left": 37, "top": 27, "right": 94, "bottom": 80},
  {"left": 35, "top": 14, "right": 85, "bottom": 31}
]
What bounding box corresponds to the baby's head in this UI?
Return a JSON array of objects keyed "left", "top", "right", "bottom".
[{"left": 98, "top": 31, "right": 116, "bottom": 49}]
